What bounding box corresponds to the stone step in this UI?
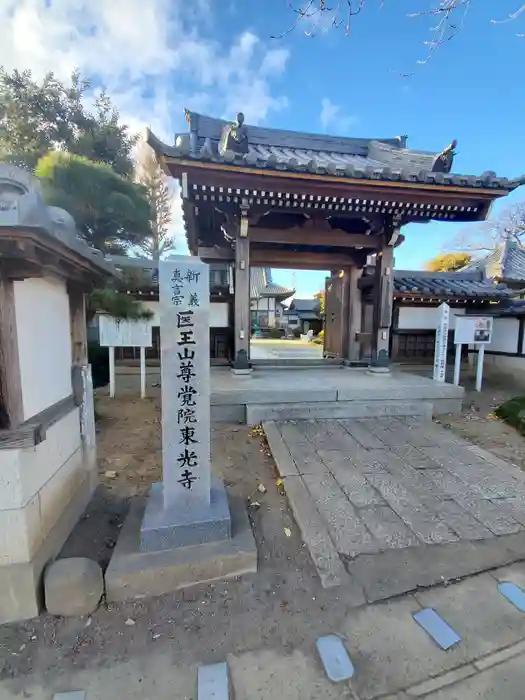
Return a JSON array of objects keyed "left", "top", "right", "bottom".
[{"left": 246, "top": 400, "right": 433, "bottom": 424}]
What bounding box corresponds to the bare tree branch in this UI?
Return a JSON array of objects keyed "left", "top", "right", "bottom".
[
  {"left": 275, "top": 1, "right": 525, "bottom": 66},
  {"left": 451, "top": 200, "right": 525, "bottom": 254}
]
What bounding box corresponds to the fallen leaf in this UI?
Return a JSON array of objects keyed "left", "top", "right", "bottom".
[
  {"left": 284, "top": 527, "right": 292, "bottom": 537},
  {"left": 125, "top": 618, "right": 136, "bottom": 626},
  {"left": 276, "top": 478, "right": 284, "bottom": 487},
  {"left": 104, "top": 470, "right": 117, "bottom": 479}
]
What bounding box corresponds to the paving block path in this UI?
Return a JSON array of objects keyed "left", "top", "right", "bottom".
[{"left": 264, "top": 417, "right": 525, "bottom": 599}]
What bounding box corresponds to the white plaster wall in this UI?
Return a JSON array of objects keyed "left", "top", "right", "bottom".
[
  {"left": 0, "top": 409, "right": 81, "bottom": 511},
  {"left": 14, "top": 277, "right": 72, "bottom": 419},
  {"left": 0, "top": 409, "right": 84, "bottom": 564},
  {"left": 398, "top": 306, "right": 466, "bottom": 331},
  {"left": 486, "top": 318, "right": 520, "bottom": 354},
  {"left": 140, "top": 300, "right": 229, "bottom": 327}
]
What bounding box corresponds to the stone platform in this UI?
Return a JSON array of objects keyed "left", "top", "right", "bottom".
[
  {"left": 264, "top": 417, "right": 525, "bottom": 601},
  {"left": 105, "top": 366, "right": 464, "bottom": 422},
  {"left": 105, "top": 493, "right": 257, "bottom": 603},
  {"left": 212, "top": 366, "right": 464, "bottom": 423}
]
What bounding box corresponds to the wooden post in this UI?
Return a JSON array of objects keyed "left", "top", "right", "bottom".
[
  {"left": 69, "top": 285, "right": 88, "bottom": 366},
  {"left": 233, "top": 206, "right": 251, "bottom": 370},
  {"left": 372, "top": 243, "right": 394, "bottom": 368},
  {"left": 0, "top": 275, "right": 24, "bottom": 427},
  {"left": 109, "top": 346, "right": 115, "bottom": 398},
  {"left": 348, "top": 266, "right": 363, "bottom": 362},
  {"left": 140, "top": 346, "right": 146, "bottom": 398}
]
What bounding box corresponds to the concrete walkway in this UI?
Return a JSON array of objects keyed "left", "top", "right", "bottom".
[
  {"left": 264, "top": 417, "right": 525, "bottom": 598},
  {"left": 250, "top": 339, "right": 323, "bottom": 360},
  {"left": 5, "top": 562, "right": 525, "bottom": 699}
]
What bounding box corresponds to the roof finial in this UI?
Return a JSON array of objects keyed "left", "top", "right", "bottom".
[
  {"left": 432, "top": 140, "right": 457, "bottom": 173},
  {"left": 219, "top": 112, "right": 249, "bottom": 156}
]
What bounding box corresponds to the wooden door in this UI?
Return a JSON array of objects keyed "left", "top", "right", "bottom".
[{"left": 324, "top": 275, "right": 344, "bottom": 358}]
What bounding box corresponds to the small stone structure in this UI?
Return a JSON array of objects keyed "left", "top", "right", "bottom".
[{"left": 0, "top": 164, "right": 115, "bottom": 623}]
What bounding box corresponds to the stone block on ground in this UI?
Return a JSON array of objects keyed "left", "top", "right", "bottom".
[{"left": 44, "top": 557, "right": 103, "bottom": 616}]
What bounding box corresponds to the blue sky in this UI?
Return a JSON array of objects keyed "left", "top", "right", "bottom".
[{"left": 2, "top": 0, "right": 525, "bottom": 297}]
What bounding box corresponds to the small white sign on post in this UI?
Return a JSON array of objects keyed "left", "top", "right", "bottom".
[
  {"left": 433, "top": 302, "right": 450, "bottom": 383},
  {"left": 453, "top": 316, "right": 493, "bottom": 391},
  {"left": 98, "top": 316, "right": 153, "bottom": 398}
]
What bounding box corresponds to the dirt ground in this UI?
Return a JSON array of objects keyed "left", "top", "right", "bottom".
[
  {"left": 1, "top": 376, "right": 525, "bottom": 685},
  {"left": 437, "top": 374, "right": 525, "bottom": 470},
  {"left": 0, "top": 397, "right": 363, "bottom": 685}
]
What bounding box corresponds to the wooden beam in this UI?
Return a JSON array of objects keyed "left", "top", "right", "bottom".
[
  {"left": 165, "top": 160, "right": 506, "bottom": 203},
  {"left": 250, "top": 227, "right": 381, "bottom": 249},
  {"left": 251, "top": 249, "right": 357, "bottom": 270},
  {"left": 198, "top": 247, "right": 235, "bottom": 261},
  {"left": 0, "top": 274, "right": 24, "bottom": 427}
]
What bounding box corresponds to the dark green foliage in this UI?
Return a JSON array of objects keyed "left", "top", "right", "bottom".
[
  {"left": 495, "top": 396, "right": 525, "bottom": 436},
  {"left": 0, "top": 69, "right": 135, "bottom": 176},
  {"left": 292, "top": 327, "right": 301, "bottom": 338},
  {"left": 36, "top": 152, "right": 151, "bottom": 254},
  {"left": 88, "top": 289, "right": 154, "bottom": 321}
]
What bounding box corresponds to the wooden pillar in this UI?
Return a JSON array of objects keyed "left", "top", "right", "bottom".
[
  {"left": 69, "top": 285, "right": 88, "bottom": 366},
  {"left": 0, "top": 274, "right": 24, "bottom": 428},
  {"left": 233, "top": 206, "right": 251, "bottom": 370},
  {"left": 348, "top": 266, "right": 363, "bottom": 362},
  {"left": 372, "top": 243, "right": 394, "bottom": 368},
  {"left": 340, "top": 269, "right": 351, "bottom": 360}
]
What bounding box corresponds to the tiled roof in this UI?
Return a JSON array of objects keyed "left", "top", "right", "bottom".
[
  {"left": 250, "top": 268, "right": 294, "bottom": 299},
  {"left": 464, "top": 241, "right": 525, "bottom": 282},
  {"left": 145, "top": 111, "right": 525, "bottom": 192},
  {"left": 498, "top": 299, "right": 525, "bottom": 316},
  {"left": 393, "top": 269, "right": 513, "bottom": 299}
]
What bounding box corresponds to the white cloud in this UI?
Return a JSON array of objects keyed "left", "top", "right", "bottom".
[
  {"left": 1, "top": 0, "right": 291, "bottom": 252},
  {"left": 320, "top": 97, "right": 358, "bottom": 134}
]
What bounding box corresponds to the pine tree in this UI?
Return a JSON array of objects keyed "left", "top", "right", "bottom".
[{"left": 134, "top": 144, "right": 175, "bottom": 260}]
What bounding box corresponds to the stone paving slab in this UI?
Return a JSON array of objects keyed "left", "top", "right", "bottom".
[{"left": 264, "top": 417, "right": 525, "bottom": 594}]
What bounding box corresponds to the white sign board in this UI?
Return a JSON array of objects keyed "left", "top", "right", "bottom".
[
  {"left": 99, "top": 316, "right": 153, "bottom": 348},
  {"left": 454, "top": 316, "right": 493, "bottom": 346},
  {"left": 433, "top": 303, "right": 450, "bottom": 383}
]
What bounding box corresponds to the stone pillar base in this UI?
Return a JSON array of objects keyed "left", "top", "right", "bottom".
[
  {"left": 231, "top": 367, "right": 253, "bottom": 376},
  {"left": 140, "top": 475, "right": 232, "bottom": 551},
  {"left": 366, "top": 366, "right": 392, "bottom": 376}
]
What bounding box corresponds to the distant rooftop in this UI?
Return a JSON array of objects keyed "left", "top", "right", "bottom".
[
  {"left": 393, "top": 269, "right": 514, "bottom": 300},
  {"left": 464, "top": 240, "right": 525, "bottom": 282},
  {"left": 250, "top": 268, "right": 294, "bottom": 300}
]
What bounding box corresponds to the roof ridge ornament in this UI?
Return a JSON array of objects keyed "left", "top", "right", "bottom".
[
  {"left": 219, "top": 112, "right": 248, "bottom": 156},
  {"left": 432, "top": 139, "right": 457, "bottom": 173}
]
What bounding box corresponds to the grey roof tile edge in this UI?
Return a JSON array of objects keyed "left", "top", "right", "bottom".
[{"left": 144, "top": 127, "right": 525, "bottom": 192}]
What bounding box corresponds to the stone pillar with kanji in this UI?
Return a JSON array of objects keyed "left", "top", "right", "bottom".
[{"left": 140, "top": 257, "right": 231, "bottom": 551}]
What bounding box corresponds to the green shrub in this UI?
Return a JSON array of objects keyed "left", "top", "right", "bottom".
[
  {"left": 88, "top": 342, "right": 109, "bottom": 388},
  {"left": 292, "top": 327, "right": 301, "bottom": 338},
  {"left": 318, "top": 329, "right": 324, "bottom": 340},
  {"left": 268, "top": 327, "right": 283, "bottom": 339},
  {"left": 495, "top": 396, "right": 525, "bottom": 436}
]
